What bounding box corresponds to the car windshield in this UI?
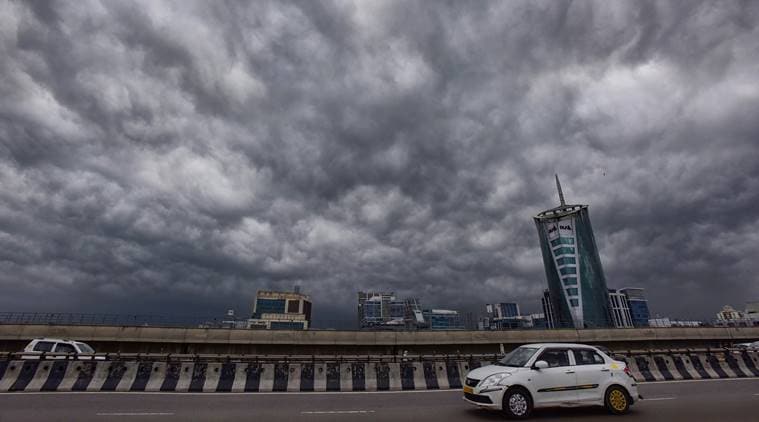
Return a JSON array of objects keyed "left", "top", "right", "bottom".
[
  {"left": 76, "top": 343, "right": 95, "bottom": 353},
  {"left": 496, "top": 347, "right": 539, "bottom": 367}
]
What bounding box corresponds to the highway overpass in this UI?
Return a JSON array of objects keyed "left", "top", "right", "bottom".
[{"left": 1, "top": 324, "right": 758, "bottom": 354}]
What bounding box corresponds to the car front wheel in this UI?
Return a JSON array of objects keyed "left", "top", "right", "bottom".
[
  {"left": 605, "top": 385, "right": 631, "bottom": 415},
  {"left": 502, "top": 387, "right": 533, "bottom": 419}
]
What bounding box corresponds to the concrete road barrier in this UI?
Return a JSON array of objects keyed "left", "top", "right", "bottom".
[{"left": 1, "top": 351, "right": 758, "bottom": 393}]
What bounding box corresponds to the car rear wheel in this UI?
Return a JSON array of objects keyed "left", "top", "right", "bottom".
[
  {"left": 502, "top": 387, "right": 532, "bottom": 420},
  {"left": 605, "top": 385, "right": 631, "bottom": 415}
]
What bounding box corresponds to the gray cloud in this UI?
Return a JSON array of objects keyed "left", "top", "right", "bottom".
[{"left": 1, "top": 0, "right": 758, "bottom": 327}]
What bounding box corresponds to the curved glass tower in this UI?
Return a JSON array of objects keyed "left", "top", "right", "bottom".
[{"left": 534, "top": 175, "right": 612, "bottom": 329}]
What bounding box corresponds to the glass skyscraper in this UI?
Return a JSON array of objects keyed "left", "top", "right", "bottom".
[{"left": 534, "top": 175, "right": 613, "bottom": 329}]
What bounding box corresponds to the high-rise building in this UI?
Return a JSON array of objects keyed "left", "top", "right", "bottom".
[
  {"left": 248, "top": 290, "right": 312, "bottom": 330},
  {"left": 619, "top": 287, "right": 650, "bottom": 327},
  {"left": 607, "top": 289, "right": 633, "bottom": 328},
  {"left": 541, "top": 289, "right": 556, "bottom": 329},
  {"left": 534, "top": 175, "right": 613, "bottom": 329}
]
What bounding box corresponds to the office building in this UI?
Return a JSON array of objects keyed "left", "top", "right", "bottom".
[
  {"left": 422, "top": 309, "right": 464, "bottom": 330},
  {"left": 248, "top": 290, "right": 312, "bottom": 330},
  {"left": 534, "top": 175, "right": 613, "bottom": 328},
  {"left": 486, "top": 302, "right": 520, "bottom": 319},
  {"left": 619, "top": 287, "right": 650, "bottom": 327},
  {"left": 608, "top": 289, "right": 633, "bottom": 328},
  {"left": 541, "top": 289, "right": 556, "bottom": 329},
  {"left": 357, "top": 292, "right": 423, "bottom": 330}
]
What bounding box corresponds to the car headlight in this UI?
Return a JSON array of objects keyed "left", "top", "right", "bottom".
[{"left": 478, "top": 372, "right": 512, "bottom": 389}]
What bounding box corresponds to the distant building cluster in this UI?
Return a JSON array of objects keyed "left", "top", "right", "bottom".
[
  {"left": 357, "top": 291, "right": 464, "bottom": 330},
  {"left": 214, "top": 177, "right": 749, "bottom": 332},
  {"left": 714, "top": 302, "right": 759, "bottom": 327}
]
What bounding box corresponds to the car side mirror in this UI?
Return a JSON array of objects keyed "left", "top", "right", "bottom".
[{"left": 533, "top": 360, "right": 549, "bottom": 370}]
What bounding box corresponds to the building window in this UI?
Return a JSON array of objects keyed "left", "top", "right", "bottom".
[
  {"left": 556, "top": 257, "right": 576, "bottom": 266},
  {"left": 287, "top": 300, "right": 300, "bottom": 314},
  {"left": 559, "top": 266, "right": 577, "bottom": 275},
  {"left": 256, "top": 299, "right": 286, "bottom": 315},
  {"left": 566, "top": 288, "right": 578, "bottom": 296},
  {"left": 570, "top": 299, "right": 579, "bottom": 307},
  {"left": 563, "top": 277, "right": 577, "bottom": 285},
  {"left": 550, "top": 237, "right": 575, "bottom": 247},
  {"left": 553, "top": 247, "right": 575, "bottom": 256}
]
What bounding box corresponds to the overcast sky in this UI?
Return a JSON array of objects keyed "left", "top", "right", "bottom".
[{"left": 1, "top": 0, "right": 758, "bottom": 328}]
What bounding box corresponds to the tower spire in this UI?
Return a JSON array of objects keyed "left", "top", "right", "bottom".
[{"left": 555, "top": 174, "right": 566, "bottom": 206}]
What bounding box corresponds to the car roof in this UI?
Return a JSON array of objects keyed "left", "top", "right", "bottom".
[
  {"left": 33, "top": 338, "right": 79, "bottom": 344},
  {"left": 519, "top": 343, "right": 602, "bottom": 349}
]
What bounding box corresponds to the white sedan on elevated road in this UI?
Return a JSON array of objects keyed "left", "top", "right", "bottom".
[{"left": 463, "top": 343, "right": 639, "bottom": 419}]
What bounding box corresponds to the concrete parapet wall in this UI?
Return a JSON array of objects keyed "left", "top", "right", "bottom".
[
  {"left": 1, "top": 324, "right": 758, "bottom": 355},
  {"left": 1, "top": 351, "right": 758, "bottom": 393}
]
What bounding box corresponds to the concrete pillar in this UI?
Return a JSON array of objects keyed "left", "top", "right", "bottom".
[
  {"left": 258, "top": 363, "right": 275, "bottom": 392},
  {"left": 145, "top": 362, "right": 167, "bottom": 391},
  {"left": 287, "top": 363, "right": 302, "bottom": 392},
  {"left": 340, "top": 363, "right": 353, "bottom": 392},
  {"left": 231, "top": 363, "right": 247, "bottom": 392},
  {"left": 434, "top": 361, "right": 449, "bottom": 389},
  {"left": 313, "top": 363, "right": 326, "bottom": 392},
  {"left": 364, "top": 363, "right": 377, "bottom": 391},
  {"left": 203, "top": 363, "right": 223, "bottom": 392},
  {"left": 388, "top": 362, "right": 402, "bottom": 391},
  {"left": 115, "top": 362, "right": 140, "bottom": 391}
]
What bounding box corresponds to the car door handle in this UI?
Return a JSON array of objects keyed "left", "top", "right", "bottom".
[
  {"left": 600, "top": 369, "right": 610, "bottom": 372},
  {"left": 565, "top": 370, "right": 575, "bottom": 374}
]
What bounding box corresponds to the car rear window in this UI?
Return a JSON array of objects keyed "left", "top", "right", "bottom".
[
  {"left": 32, "top": 341, "right": 55, "bottom": 352},
  {"left": 573, "top": 349, "right": 605, "bottom": 365},
  {"left": 76, "top": 342, "right": 95, "bottom": 353}
]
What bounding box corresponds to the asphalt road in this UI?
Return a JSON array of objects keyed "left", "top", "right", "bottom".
[{"left": 1, "top": 379, "right": 758, "bottom": 422}]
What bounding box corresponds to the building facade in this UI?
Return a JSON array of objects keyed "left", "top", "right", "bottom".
[
  {"left": 534, "top": 175, "right": 613, "bottom": 329},
  {"left": 541, "top": 289, "right": 556, "bottom": 329},
  {"left": 357, "top": 292, "right": 424, "bottom": 330},
  {"left": 608, "top": 289, "right": 633, "bottom": 328},
  {"left": 485, "top": 302, "right": 520, "bottom": 319},
  {"left": 619, "top": 287, "right": 650, "bottom": 327},
  {"left": 422, "top": 309, "right": 464, "bottom": 330},
  {"left": 248, "top": 290, "right": 312, "bottom": 330}
]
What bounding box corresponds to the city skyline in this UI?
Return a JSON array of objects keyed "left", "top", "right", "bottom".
[{"left": 1, "top": 1, "right": 759, "bottom": 329}]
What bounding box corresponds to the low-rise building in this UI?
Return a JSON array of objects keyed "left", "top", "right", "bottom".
[{"left": 248, "top": 290, "right": 312, "bottom": 330}]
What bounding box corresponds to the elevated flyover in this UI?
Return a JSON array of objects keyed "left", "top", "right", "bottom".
[{"left": 1, "top": 324, "right": 758, "bottom": 355}]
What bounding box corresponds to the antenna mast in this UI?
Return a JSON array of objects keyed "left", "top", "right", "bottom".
[{"left": 555, "top": 174, "right": 566, "bottom": 206}]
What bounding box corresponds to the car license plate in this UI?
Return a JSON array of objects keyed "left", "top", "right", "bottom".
[{"left": 463, "top": 386, "right": 473, "bottom": 394}]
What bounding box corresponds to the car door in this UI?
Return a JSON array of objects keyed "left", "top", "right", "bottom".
[
  {"left": 529, "top": 348, "right": 578, "bottom": 406},
  {"left": 572, "top": 348, "right": 609, "bottom": 402}
]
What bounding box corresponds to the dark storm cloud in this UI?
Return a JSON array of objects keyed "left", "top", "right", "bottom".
[{"left": 1, "top": 0, "right": 758, "bottom": 327}]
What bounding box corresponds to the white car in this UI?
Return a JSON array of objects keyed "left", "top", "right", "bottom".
[
  {"left": 463, "top": 343, "right": 639, "bottom": 419},
  {"left": 22, "top": 338, "right": 101, "bottom": 360},
  {"left": 735, "top": 341, "right": 759, "bottom": 350}
]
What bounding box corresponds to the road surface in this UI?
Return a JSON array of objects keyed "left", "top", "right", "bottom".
[{"left": 1, "top": 378, "right": 758, "bottom": 421}]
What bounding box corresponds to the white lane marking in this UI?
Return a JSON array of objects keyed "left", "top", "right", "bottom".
[
  {"left": 753, "top": 393, "right": 759, "bottom": 396},
  {"left": 302, "top": 410, "right": 375, "bottom": 414},
  {"left": 96, "top": 413, "right": 174, "bottom": 416},
  {"left": 639, "top": 377, "right": 759, "bottom": 385},
  {"left": 644, "top": 397, "right": 676, "bottom": 401}
]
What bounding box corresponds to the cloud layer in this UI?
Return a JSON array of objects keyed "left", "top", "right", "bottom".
[{"left": 1, "top": 0, "right": 758, "bottom": 327}]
